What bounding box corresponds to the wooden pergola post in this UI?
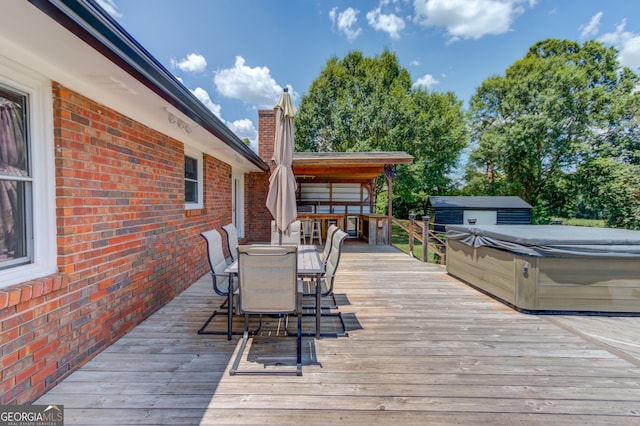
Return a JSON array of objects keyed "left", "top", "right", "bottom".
[
  {"left": 384, "top": 164, "right": 397, "bottom": 246},
  {"left": 387, "top": 173, "right": 393, "bottom": 245}
]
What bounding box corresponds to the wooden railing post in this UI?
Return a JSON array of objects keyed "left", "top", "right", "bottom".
[
  {"left": 422, "top": 216, "right": 430, "bottom": 263},
  {"left": 408, "top": 214, "right": 416, "bottom": 257}
]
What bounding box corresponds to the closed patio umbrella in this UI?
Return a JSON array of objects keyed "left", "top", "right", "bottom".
[{"left": 266, "top": 88, "right": 297, "bottom": 244}]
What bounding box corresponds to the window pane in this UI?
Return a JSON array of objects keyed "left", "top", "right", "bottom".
[
  {"left": 185, "top": 180, "right": 198, "bottom": 203},
  {"left": 0, "top": 89, "right": 29, "bottom": 177},
  {"left": 0, "top": 88, "right": 30, "bottom": 269},
  {"left": 0, "top": 181, "right": 28, "bottom": 267},
  {"left": 185, "top": 156, "right": 197, "bottom": 180}
]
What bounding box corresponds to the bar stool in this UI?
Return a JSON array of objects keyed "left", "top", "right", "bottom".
[
  {"left": 299, "top": 219, "right": 311, "bottom": 245},
  {"left": 309, "top": 219, "right": 322, "bottom": 245}
]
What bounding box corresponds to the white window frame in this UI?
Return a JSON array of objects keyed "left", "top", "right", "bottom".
[
  {"left": 0, "top": 56, "right": 56, "bottom": 288},
  {"left": 184, "top": 146, "right": 203, "bottom": 210}
]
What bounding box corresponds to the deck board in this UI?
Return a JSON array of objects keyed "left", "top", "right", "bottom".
[{"left": 36, "top": 241, "right": 640, "bottom": 425}]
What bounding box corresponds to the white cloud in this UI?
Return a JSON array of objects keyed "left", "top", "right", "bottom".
[
  {"left": 330, "top": 7, "right": 363, "bottom": 40},
  {"left": 413, "top": 73, "right": 440, "bottom": 89},
  {"left": 214, "top": 56, "right": 283, "bottom": 108},
  {"left": 227, "top": 119, "right": 258, "bottom": 152},
  {"left": 413, "top": 0, "right": 532, "bottom": 42},
  {"left": 580, "top": 12, "right": 603, "bottom": 38},
  {"left": 191, "top": 87, "right": 222, "bottom": 118},
  {"left": 190, "top": 86, "right": 258, "bottom": 152},
  {"left": 600, "top": 19, "right": 640, "bottom": 71},
  {"left": 95, "top": 0, "right": 122, "bottom": 18},
  {"left": 171, "top": 53, "right": 207, "bottom": 73},
  {"left": 366, "top": 6, "right": 406, "bottom": 39}
]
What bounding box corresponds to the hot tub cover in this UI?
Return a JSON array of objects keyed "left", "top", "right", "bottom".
[{"left": 446, "top": 225, "right": 640, "bottom": 258}]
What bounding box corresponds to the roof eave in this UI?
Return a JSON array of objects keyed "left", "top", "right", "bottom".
[{"left": 29, "top": 0, "right": 269, "bottom": 172}]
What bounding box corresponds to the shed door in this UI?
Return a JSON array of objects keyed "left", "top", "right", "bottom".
[{"left": 463, "top": 210, "right": 497, "bottom": 225}]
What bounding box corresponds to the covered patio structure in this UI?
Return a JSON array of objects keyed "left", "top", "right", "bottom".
[{"left": 293, "top": 151, "right": 413, "bottom": 244}]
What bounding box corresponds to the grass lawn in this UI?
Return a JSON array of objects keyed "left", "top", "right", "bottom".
[{"left": 551, "top": 217, "right": 606, "bottom": 227}]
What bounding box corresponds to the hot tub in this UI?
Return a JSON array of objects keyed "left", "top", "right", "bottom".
[{"left": 446, "top": 225, "right": 640, "bottom": 314}]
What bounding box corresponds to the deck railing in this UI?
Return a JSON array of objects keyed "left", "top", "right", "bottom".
[{"left": 391, "top": 215, "right": 446, "bottom": 264}]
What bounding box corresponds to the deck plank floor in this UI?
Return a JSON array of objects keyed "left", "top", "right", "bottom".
[{"left": 36, "top": 241, "right": 640, "bottom": 425}]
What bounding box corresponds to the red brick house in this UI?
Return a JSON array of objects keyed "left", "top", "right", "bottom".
[{"left": 0, "top": 0, "right": 270, "bottom": 404}]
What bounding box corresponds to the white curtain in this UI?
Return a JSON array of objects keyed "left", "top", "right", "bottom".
[{"left": 0, "top": 97, "right": 26, "bottom": 260}]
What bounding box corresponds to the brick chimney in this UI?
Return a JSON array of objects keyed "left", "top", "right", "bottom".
[
  {"left": 258, "top": 109, "right": 276, "bottom": 163},
  {"left": 245, "top": 109, "right": 277, "bottom": 243}
]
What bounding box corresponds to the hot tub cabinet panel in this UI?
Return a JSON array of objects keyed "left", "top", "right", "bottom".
[
  {"left": 536, "top": 257, "right": 640, "bottom": 312},
  {"left": 447, "top": 239, "right": 536, "bottom": 310},
  {"left": 446, "top": 225, "right": 640, "bottom": 314}
]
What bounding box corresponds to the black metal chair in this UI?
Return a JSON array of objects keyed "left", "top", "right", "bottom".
[
  {"left": 198, "top": 229, "right": 238, "bottom": 340},
  {"left": 230, "top": 244, "right": 303, "bottom": 376}
]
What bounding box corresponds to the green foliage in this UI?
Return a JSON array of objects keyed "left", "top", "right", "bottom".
[
  {"left": 295, "top": 49, "right": 468, "bottom": 217},
  {"left": 574, "top": 158, "right": 640, "bottom": 230},
  {"left": 466, "top": 39, "right": 640, "bottom": 228},
  {"left": 295, "top": 50, "right": 412, "bottom": 153}
]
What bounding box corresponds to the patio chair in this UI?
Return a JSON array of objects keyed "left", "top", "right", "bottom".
[
  {"left": 221, "top": 223, "right": 239, "bottom": 263},
  {"left": 198, "top": 229, "right": 239, "bottom": 340},
  {"left": 271, "top": 220, "right": 301, "bottom": 245},
  {"left": 301, "top": 223, "right": 340, "bottom": 305},
  {"left": 304, "top": 227, "right": 346, "bottom": 297},
  {"left": 302, "top": 229, "right": 349, "bottom": 336},
  {"left": 320, "top": 224, "right": 340, "bottom": 265},
  {"left": 320, "top": 229, "right": 348, "bottom": 303},
  {"left": 230, "top": 244, "right": 303, "bottom": 376}
]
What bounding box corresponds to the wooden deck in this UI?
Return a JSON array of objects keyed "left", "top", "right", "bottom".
[{"left": 36, "top": 241, "right": 640, "bottom": 425}]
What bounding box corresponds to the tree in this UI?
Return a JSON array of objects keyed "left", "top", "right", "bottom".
[
  {"left": 574, "top": 158, "right": 640, "bottom": 230},
  {"left": 295, "top": 50, "right": 468, "bottom": 216},
  {"left": 467, "top": 39, "right": 639, "bottom": 222}
]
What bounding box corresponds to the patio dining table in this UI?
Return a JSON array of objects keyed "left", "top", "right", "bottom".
[{"left": 225, "top": 244, "right": 325, "bottom": 338}]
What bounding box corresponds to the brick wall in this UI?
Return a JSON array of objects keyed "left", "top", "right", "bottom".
[
  {"left": 244, "top": 110, "right": 276, "bottom": 242},
  {"left": 0, "top": 83, "right": 232, "bottom": 404}
]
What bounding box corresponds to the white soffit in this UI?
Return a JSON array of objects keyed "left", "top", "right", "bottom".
[{"left": 0, "top": 1, "right": 260, "bottom": 173}]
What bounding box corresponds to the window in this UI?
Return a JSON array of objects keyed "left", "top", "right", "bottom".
[
  {"left": 0, "top": 86, "right": 30, "bottom": 270},
  {"left": 185, "top": 155, "right": 198, "bottom": 203},
  {"left": 0, "top": 58, "right": 55, "bottom": 288},
  {"left": 184, "top": 148, "right": 203, "bottom": 209}
]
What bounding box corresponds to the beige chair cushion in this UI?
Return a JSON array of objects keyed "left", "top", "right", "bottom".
[
  {"left": 238, "top": 244, "right": 298, "bottom": 313},
  {"left": 200, "top": 229, "right": 233, "bottom": 294},
  {"left": 271, "top": 220, "right": 301, "bottom": 245}
]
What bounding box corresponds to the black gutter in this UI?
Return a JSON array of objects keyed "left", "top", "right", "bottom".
[{"left": 27, "top": 0, "right": 270, "bottom": 172}]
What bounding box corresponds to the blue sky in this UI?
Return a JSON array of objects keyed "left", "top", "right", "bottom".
[{"left": 98, "top": 0, "right": 640, "bottom": 151}]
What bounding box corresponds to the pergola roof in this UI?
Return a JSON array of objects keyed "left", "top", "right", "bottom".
[{"left": 292, "top": 151, "right": 413, "bottom": 182}]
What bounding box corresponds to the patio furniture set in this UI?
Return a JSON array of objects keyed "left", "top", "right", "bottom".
[{"left": 198, "top": 222, "right": 348, "bottom": 376}]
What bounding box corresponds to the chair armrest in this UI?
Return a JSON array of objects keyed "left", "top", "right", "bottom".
[{"left": 211, "top": 272, "right": 230, "bottom": 278}]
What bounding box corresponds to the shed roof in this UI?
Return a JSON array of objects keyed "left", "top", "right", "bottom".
[
  {"left": 293, "top": 151, "right": 413, "bottom": 182},
  {"left": 429, "top": 196, "right": 533, "bottom": 209}
]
